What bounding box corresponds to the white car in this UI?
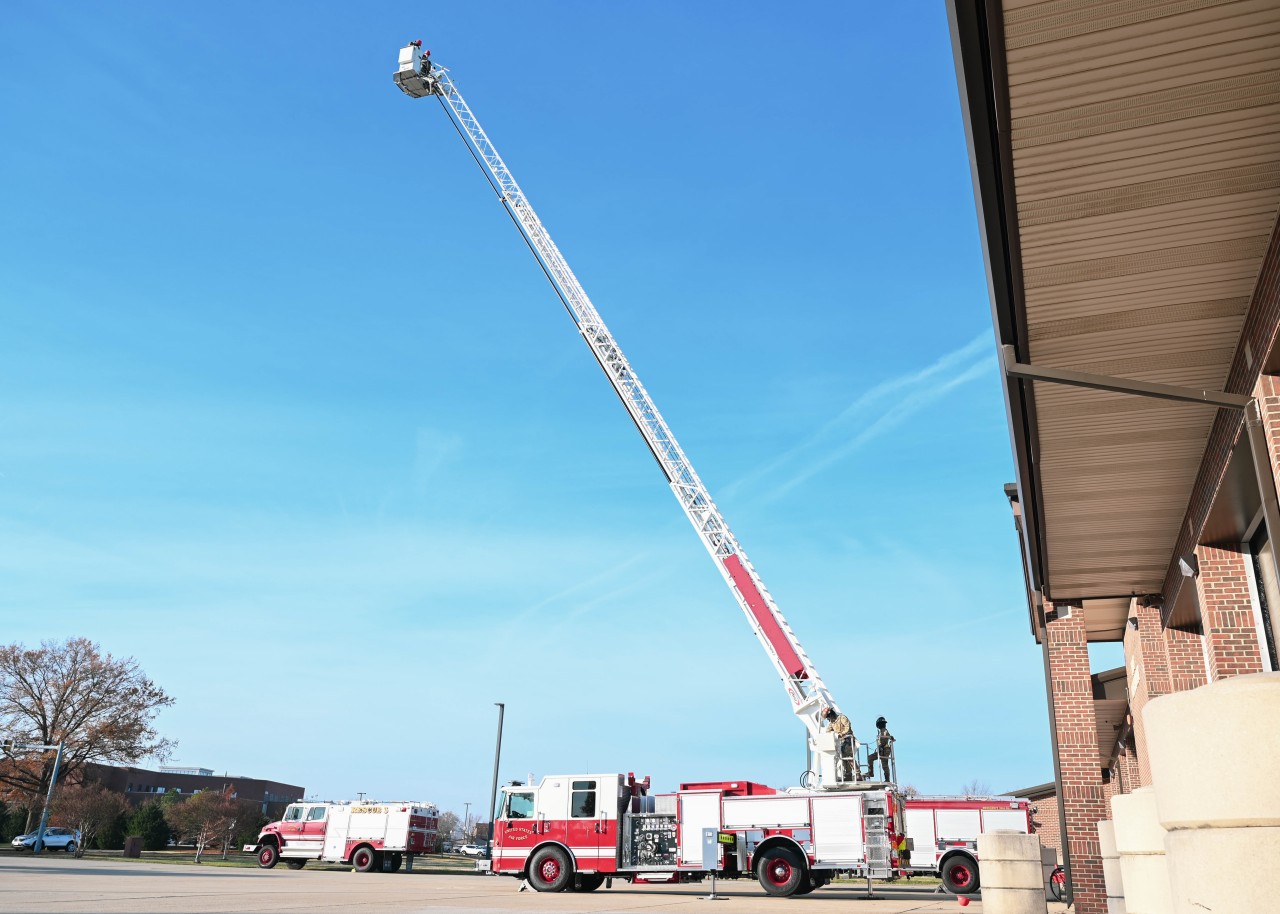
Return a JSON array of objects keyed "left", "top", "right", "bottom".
[
  {"left": 457, "top": 843, "right": 488, "bottom": 857},
  {"left": 11, "top": 827, "right": 80, "bottom": 853}
]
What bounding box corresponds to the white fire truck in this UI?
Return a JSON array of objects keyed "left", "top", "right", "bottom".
[
  {"left": 902, "top": 796, "right": 1031, "bottom": 894},
  {"left": 485, "top": 773, "right": 900, "bottom": 896},
  {"left": 247, "top": 800, "right": 438, "bottom": 873}
]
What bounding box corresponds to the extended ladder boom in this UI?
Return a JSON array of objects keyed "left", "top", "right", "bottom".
[{"left": 395, "top": 46, "right": 858, "bottom": 785}]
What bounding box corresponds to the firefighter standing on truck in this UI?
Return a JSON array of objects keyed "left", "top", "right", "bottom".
[
  {"left": 867, "top": 716, "right": 895, "bottom": 782},
  {"left": 822, "top": 708, "right": 856, "bottom": 781}
]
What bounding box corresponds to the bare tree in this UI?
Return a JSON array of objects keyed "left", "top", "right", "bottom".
[
  {"left": 165, "top": 788, "right": 244, "bottom": 863},
  {"left": 0, "top": 638, "right": 175, "bottom": 805},
  {"left": 900, "top": 783, "right": 921, "bottom": 798},
  {"left": 436, "top": 811, "right": 460, "bottom": 851},
  {"left": 52, "top": 783, "right": 129, "bottom": 857},
  {"left": 960, "top": 780, "right": 992, "bottom": 796}
]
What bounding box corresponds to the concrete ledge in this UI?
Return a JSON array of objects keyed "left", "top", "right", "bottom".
[
  {"left": 1164, "top": 825, "right": 1280, "bottom": 914},
  {"left": 1144, "top": 672, "right": 1280, "bottom": 829}
]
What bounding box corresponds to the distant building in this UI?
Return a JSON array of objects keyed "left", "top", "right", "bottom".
[
  {"left": 85, "top": 763, "right": 303, "bottom": 817},
  {"left": 1008, "top": 782, "right": 1061, "bottom": 863}
]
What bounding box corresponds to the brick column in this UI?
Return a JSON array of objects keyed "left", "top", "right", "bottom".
[
  {"left": 1254, "top": 373, "right": 1280, "bottom": 477},
  {"left": 1045, "top": 605, "right": 1108, "bottom": 914},
  {"left": 1123, "top": 598, "right": 1172, "bottom": 787},
  {"left": 1109, "top": 735, "right": 1141, "bottom": 796},
  {"left": 1164, "top": 623, "right": 1208, "bottom": 692},
  {"left": 1194, "top": 545, "right": 1265, "bottom": 680}
]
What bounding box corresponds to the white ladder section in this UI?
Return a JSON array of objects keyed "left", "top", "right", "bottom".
[{"left": 395, "top": 48, "right": 853, "bottom": 785}]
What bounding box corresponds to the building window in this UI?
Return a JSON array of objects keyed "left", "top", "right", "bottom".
[{"left": 570, "top": 780, "right": 596, "bottom": 818}]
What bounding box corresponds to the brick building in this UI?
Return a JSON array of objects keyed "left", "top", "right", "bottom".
[
  {"left": 949, "top": 3, "right": 1280, "bottom": 913},
  {"left": 85, "top": 763, "right": 303, "bottom": 817},
  {"left": 1008, "top": 782, "right": 1059, "bottom": 861}
]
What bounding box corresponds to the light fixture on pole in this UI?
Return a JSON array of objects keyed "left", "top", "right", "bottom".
[{"left": 1, "top": 739, "right": 66, "bottom": 855}]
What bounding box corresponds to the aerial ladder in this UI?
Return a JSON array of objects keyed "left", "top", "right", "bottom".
[{"left": 394, "top": 43, "right": 887, "bottom": 789}]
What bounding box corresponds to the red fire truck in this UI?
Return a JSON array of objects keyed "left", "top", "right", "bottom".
[
  {"left": 485, "top": 773, "right": 901, "bottom": 896},
  {"left": 248, "top": 800, "right": 438, "bottom": 873},
  {"left": 393, "top": 45, "right": 924, "bottom": 900},
  {"left": 902, "top": 795, "right": 1031, "bottom": 894}
]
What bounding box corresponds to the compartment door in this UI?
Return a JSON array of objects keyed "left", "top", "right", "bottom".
[
  {"left": 811, "top": 795, "right": 864, "bottom": 865},
  {"left": 677, "top": 793, "right": 721, "bottom": 867}
]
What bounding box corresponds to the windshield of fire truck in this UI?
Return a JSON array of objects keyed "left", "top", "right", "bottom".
[{"left": 505, "top": 791, "right": 534, "bottom": 820}]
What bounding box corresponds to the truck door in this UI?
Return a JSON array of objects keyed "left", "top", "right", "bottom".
[
  {"left": 300, "top": 805, "right": 328, "bottom": 854},
  {"left": 568, "top": 779, "right": 614, "bottom": 872},
  {"left": 495, "top": 790, "right": 537, "bottom": 874},
  {"left": 278, "top": 805, "right": 306, "bottom": 853}
]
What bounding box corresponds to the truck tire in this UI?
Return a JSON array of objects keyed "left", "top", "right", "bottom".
[
  {"left": 286, "top": 859, "right": 307, "bottom": 870},
  {"left": 573, "top": 874, "right": 605, "bottom": 892},
  {"left": 351, "top": 846, "right": 378, "bottom": 873},
  {"left": 257, "top": 844, "right": 280, "bottom": 869},
  {"left": 756, "top": 846, "right": 805, "bottom": 897},
  {"left": 941, "top": 854, "right": 980, "bottom": 895},
  {"left": 528, "top": 846, "right": 573, "bottom": 892},
  {"left": 387, "top": 853, "right": 403, "bottom": 873}
]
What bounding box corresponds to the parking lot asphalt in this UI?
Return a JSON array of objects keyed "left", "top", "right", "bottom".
[{"left": 0, "top": 855, "right": 1072, "bottom": 914}]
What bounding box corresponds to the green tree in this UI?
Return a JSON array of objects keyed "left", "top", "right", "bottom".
[
  {"left": 94, "top": 808, "right": 130, "bottom": 850},
  {"left": 231, "top": 809, "right": 268, "bottom": 850},
  {"left": 0, "top": 801, "right": 29, "bottom": 842},
  {"left": 0, "top": 638, "right": 175, "bottom": 805},
  {"left": 128, "top": 801, "right": 171, "bottom": 851}
]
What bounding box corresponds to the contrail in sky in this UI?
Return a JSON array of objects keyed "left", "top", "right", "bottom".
[{"left": 727, "top": 332, "right": 995, "bottom": 501}]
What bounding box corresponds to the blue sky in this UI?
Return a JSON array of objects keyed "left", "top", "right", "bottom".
[{"left": 1, "top": 3, "right": 1099, "bottom": 819}]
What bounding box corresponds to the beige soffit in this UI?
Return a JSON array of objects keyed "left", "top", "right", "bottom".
[{"left": 1003, "top": 0, "right": 1280, "bottom": 603}]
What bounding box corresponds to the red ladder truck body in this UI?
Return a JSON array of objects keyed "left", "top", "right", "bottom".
[{"left": 488, "top": 773, "right": 900, "bottom": 896}]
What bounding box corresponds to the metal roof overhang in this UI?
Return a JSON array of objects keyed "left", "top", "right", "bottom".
[{"left": 949, "top": 0, "right": 1280, "bottom": 639}]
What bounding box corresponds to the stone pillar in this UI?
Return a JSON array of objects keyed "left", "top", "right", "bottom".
[
  {"left": 1044, "top": 606, "right": 1108, "bottom": 914},
  {"left": 1194, "top": 545, "right": 1266, "bottom": 680},
  {"left": 1144, "top": 672, "right": 1280, "bottom": 914},
  {"left": 975, "top": 830, "right": 1047, "bottom": 914},
  {"left": 1110, "top": 788, "right": 1171, "bottom": 914},
  {"left": 1096, "top": 820, "right": 1125, "bottom": 914}
]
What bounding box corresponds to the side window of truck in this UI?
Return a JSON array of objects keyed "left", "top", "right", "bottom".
[
  {"left": 507, "top": 792, "right": 534, "bottom": 820},
  {"left": 283, "top": 806, "right": 304, "bottom": 822},
  {"left": 307, "top": 806, "right": 327, "bottom": 821},
  {"left": 571, "top": 780, "right": 596, "bottom": 818}
]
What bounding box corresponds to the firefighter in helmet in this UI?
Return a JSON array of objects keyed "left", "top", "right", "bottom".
[
  {"left": 822, "top": 707, "right": 856, "bottom": 782},
  {"left": 867, "top": 715, "right": 895, "bottom": 782}
]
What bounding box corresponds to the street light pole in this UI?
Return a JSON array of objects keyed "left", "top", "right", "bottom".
[
  {"left": 487, "top": 703, "right": 505, "bottom": 850},
  {"left": 464, "top": 801, "right": 471, "bottom": 842},
  {"left": 1, "top": 740, "right": 66, "bottom": 855}
]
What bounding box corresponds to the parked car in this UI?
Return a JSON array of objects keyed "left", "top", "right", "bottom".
[
  {"left": 11, "top": 827, "right": 80, "bottom": 853},
  {"left": 457, "top": 843, "right": 488, "bottom": 857}
]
